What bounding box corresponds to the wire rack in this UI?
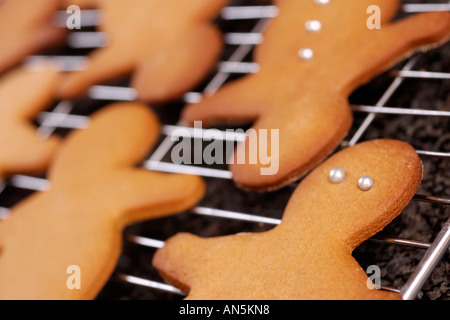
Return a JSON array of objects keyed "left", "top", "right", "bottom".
[{"left": 0, "top": 0, "right": 449, "bottom": 300}]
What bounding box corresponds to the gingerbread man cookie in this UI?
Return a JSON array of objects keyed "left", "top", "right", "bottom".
[
  {"left": 0, "top": 66, "right": 61, "bottom": 179},
  {"left": 0, "top": 0, "right": 66, "bottom": 74},
  {"left": 153, "top": 139, "right": 423, "bottom": 300},
  {"left": 0, "top": 103, "right": 205, "bottom": 300},
  {"left": 58, "top": 0, "right": 228, "bottom": 102},
  {"left": 182, "top": 0, "right": 450, "bottom": 191}
]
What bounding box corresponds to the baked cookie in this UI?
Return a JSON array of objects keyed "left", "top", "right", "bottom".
[
  {"left": 0, "top": 0, "right": 66, "bottom": 74},
  {"left": 58, "top": 0, "right": 228, "bottom": 102},
  {"left": 0, "top": 67, "right": 61, "bottom": 179},
  {"left": 0, "top": 103, "right": 205, "bottom": 300},
  {"left": 153, "top": 139, "right": 423, "bottom": 300},
  {"left": 182, "top": 0, "right": 450, "bottom": 191}
]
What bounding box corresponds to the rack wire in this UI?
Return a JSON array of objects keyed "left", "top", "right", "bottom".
[{"left": 0, "top": 1, "right": 449, "bottom": 300}]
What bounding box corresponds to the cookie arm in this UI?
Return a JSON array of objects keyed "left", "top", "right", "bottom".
[
  {"left": 112, "top": 171, "right": 205, "bottom": 227},
  {"left": 0, "top": 123, "right": 60, "bottom": 176},
  {"left": 58, "top": 44, "right": 137, "bottom": 100},
  {"left": 374, "top": 12, "right": 450, "bottom": 64},
  {"left": 0, "top": 67, "right": 60, "bottom": 119},
  {"left": 385, "top": 11, "right": 450, "bottom": 46},
  {"left": 153, "top": 233, "right": 210, "bottom": 296},
  {"left": 0, "top": 0, "right": 66, "bottom": 74},
  {"left": 0, "top": 26, "right": 66, "bottom": 75},
  {"left": 181, "top": 73, "right": 269, "bottom": 126},
  {"left": 132, "top": 25, "right": 223, "bottom": 103},
  {"left": 338, "top": 11, "right": 450, "bottom": 97},
  {"left": 0, "top": 68, "right": 61, "bottom": 176}
]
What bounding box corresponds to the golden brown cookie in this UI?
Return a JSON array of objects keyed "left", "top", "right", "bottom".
[
  {"left": 0, "top": 103, "right": 205, "bottom": 300},
  {"left": 0, "top": 67, "right": 61, "bottom": 179},
  {"left": 182, "top": 0, "right": 450, "bottom": 192},
  {"left": 0, "top": 0, "right": 66, "bottom": 74},
  {"left": 58, "top": 0, "right": 228, "bottom": 102},
  {"left": 154, "top": 139, "right": 423, "bottom": 300}
]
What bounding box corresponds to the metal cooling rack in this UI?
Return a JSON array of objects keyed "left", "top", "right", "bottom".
[{"left": 0, "top": 1, "right": 449, "bottom": 300}]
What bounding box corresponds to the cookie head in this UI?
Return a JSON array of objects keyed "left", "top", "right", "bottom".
[{"left": 281, "top": 139, "right": 423, "bottom": 250}]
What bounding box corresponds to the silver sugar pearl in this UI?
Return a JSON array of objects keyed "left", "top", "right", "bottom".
[
  {"left": 329, "top": 168, "right": 346, "bottom": 184},
  {"left": 299, "top": 48, "right": 314, "bottom": 60},
  {"left": 305, "top": 20, "right": 322, "bottom": 32},
  {"left": 358, "top": 176, "right": 374, "bottom": 191}
]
